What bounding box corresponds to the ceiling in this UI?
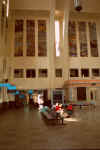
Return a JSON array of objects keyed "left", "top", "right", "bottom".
[{"left": 10, "top": 0, "right": 100, "bottom": 14}]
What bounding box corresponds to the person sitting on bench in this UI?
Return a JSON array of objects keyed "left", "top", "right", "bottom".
[
  {"left": 66, "top": 103, "right": 73, "bottom": 116},
  {"left": 55, "top": 103, "right": 64, "bottom": 124}
]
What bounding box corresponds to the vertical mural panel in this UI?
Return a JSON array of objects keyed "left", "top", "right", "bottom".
[
  {"left": 89, "top": 22, "right": 98, "bottom": 57},
  {"left": 79, "top": 22, "right": 88, "bottom": 57},
  {"left": 38, "top": 20, "right": 47, "bottom": 56},
  {"left": 26, "top": 20, "right": 35, "bottom": 56},
  {"left": 68, "top": 21, "right": 77, "bottom": 57},
  {"left": 14, "top": 20, "right": 23, "bottom": 56}
]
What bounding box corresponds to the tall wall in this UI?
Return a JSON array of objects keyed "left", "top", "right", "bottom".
[
  {"left": 56, "top": 0, "right": 100, "bottom": 13},
  {"left": 10, "top": 0, "right": 100, "bottom": 13},
  {"left": 10, "top": 0, "right": 51, "bottom": 10},
  {"left": 6, "top": 0, "right": 100, "bottom": 93}
]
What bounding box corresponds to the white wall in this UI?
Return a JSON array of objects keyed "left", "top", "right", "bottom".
[
  {"left": 10, "top": 0, "right": 51, "bottom": 10},
  {"left": 7, "top": 0, "right": 100, "bottom": 91},
  {"left": 10, "top": 0, "right": 100, "bottom": 13},
  {"left": 56, "top": 0, "right": 100, "bottom": 13}
]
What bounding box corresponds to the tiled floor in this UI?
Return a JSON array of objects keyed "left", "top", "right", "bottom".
[{"left": 0, "top": 105, "right": 100, "bottom": 150}]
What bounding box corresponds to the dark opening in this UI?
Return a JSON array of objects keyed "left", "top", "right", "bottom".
[
  {"left": 90, "top": 91, "right": 93, "bottom": 100},
  {"left": 81, "top": 69, "right": 89, "bottom": 77},
  {"left": 77, "top": 87, "right": 86, "bottom": 101},
  {"left": 92, "top": 69, "right": 100, "bottom": 77},
  {"left": 26, "top": 69, "right": 36, "bottom": 78},
  {"left": 43, "top": 89, "right": 48, "bottom": 101},
  {"left": 56, "top": 69, "right": 62, "bottom": 77},
  {"left": 39, "top": 69, "right": 48, "bottom": 77},
  {"left": 70, "top": 69, "right": 78, "bottom": 77}
]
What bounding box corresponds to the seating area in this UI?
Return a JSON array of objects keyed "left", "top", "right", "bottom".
[
  {"left": 40, "top": 106, "right": 64, "bottom": 125},
  {"left": 40, "top": 103, "right": 75, "bottom": 125},
  {"left": 0, "top": 105, "right": 100, "bottom": 149},
  {"left": 63, "top": 101, "right": 94, "bottom": 109}
]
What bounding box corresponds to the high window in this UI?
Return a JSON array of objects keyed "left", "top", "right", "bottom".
[
  {"left": 88, "top": 22, "right": 98, "bottom": 57},
  {"left": 38, "top": 20, "right": 47, "bottom": 56},
  {"left": 7, "top": 0, "right": 9, "bottom": 17},
  {"left": 70, "top": 69, "right": 78, "bottom": 77},
  {"left": 26, "top": 69, "right": 36, "bottom": 78},
  {"left": 38, "top": 69, "right": 48, "bottom": 77},
  {"left": 1, "top": 1, "right": 6, "bottom": 36},
  {"left": 68, "top": 20, "right": 98, "bottom": 58},
  {"left": 26, "top": 20, "right": 35, "bottom": 56},
  {"left": 55, "top": 21, "right": 60, "bottom": 57},
  {"left": 79, "top": 22, "right": 88, "bottom": 57},
  {"left": 14, "top": 69, "right": 24, "bottom": 78},
  {"left": 68, "top": 21, "right": 77, "bottom": 57},
  {"left": 81, "top": 69, "right": 89, "bottom": 77},
  {"left": 55, "top": 69, "right": 62, "bottom": 77},
  {"left": 14, "top": 20, "right": 23, "bottom": 56}
]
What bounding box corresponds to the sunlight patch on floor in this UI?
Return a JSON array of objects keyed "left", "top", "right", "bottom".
[{"left": 64, "top": 117, "right": 80, "bottom": 122}]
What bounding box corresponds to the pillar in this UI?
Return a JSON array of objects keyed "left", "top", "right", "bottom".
[
  {"left": 49, "top": 0, "right": 56, "bottom": 90},
  {"left": 63, "top": 0, "right": 71, "bottom": 81}
]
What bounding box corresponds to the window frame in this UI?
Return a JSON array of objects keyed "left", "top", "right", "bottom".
[
  {"left": 14, "top": 69, "right": 24, "bottom": 78},
  {"left": 81, "top": 69, "right": 89, "bottom": 77},
  {"left": 26, "top": 69, "right": 36, "bottom": 78},
  {"left": 55, "top": 68, "right": 62, "bottom": 78},
  {"left": 38, "top": 69, "right": 48, "bottom": 78},
  {"left": 70, "top": 69, "right": 79, "bottom": 77}
]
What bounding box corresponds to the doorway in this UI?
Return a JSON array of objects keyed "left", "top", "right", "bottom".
[
  {"left": 77, "top": 87, "right": 86, "bottom": 101},
  {"left": 43, "top": 89, "right": 48, "bottom": 101},
  {"left": 51, "top": 89, "right": 64, "bottom": 105},
  {"left": 90, "top": 91, "right": 93, "bottom": 100}
]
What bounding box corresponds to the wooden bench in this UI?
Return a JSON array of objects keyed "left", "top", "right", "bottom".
[
  {"left": 41, "top": 109, "right": 64, "bottom": 125},
  {"left": 72, "top": 102, "right": 89, "bottom": 109}
]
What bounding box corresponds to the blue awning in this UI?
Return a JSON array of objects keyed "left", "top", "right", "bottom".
[
  {"left": 7, "top": 85, "right": 16, "bottom": 90},
  {"left": 0, "top": 83, "right": 16, "bottom": 90}
]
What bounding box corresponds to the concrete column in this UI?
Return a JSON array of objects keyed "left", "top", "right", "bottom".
[
  {"left": 86, "top": 22, "right": 91, "bottom": 57},
  {"left": 35, "top": 20, "right": 38, "bottom": 57},
  {"left": 0, "top": 0, "right": 2, "bottom": 49},
  {"left": 59, "top": 19, "right": 63, "bottom": 57},
  {"left": 73, "top": 87, "right": 77, "bottom": 102},
  {"left": 96, "top": 20, "right": 100, "bottom": 57},
  {"left": 76, "top": 21, "right": 80, "bottom": 57},
  {"left": 89, "top": 68, "right": 92, "bottom": 78},
  {"left": 23, "top": 68, "right": 26, "bottom": 78},
  {"left": 48, "top": 88, "right": 51, "bottom": 100},
  {"left": 8, "top": 16, "right": 14, "bottom": 57},
  {"left": 49, "top": 0, "right": 56, "bottom": 89},
  {"left": 86, "top": 87, "right": 90, "bottom": 101},
  {"left": 63, "top": 0, "right": 71, "bottom": 81},
  {"left": 79, "top": 68, "right": 81, "bottom": 78},
  {"left": 7, "top": 16, "right": 13, "bottom": 81}
]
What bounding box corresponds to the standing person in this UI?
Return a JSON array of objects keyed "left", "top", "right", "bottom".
[
  {"left": 26, "top": 93, "right": 29, "bottom": 105},
  {"left": 38, "top": 94, "right": 44, "bottom": 110},
  {"left": 33, "top": 93, "right": 38, "bottom": 108},
  {"left": 55, "top": 102, "right": 60, "bottom": 111},
  {"left": 90, "top": 99, "right": 96, "bottom": 109}
]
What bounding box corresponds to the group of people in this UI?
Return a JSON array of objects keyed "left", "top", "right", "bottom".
[
  {"left": 52, "top": 102, "right": 73, "bottom": 118},
  {"left": 13, "top": 91, "right": 44, "bottom": 109}
]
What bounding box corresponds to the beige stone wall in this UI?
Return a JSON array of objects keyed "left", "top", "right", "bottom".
[
  {"left": 10, "top": 0, "right": 51, "bottom": 10},
  {"left": 1, "top": 0, "right": 100, "bottom": 101},
  {"left": 8, "top": 10, "right": 100, "bottom": 86},
  {"left": 10, "top": 0, "right": 100, "bottom": 13}
]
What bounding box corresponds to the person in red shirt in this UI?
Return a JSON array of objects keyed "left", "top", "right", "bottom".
[
  {"left": 55, "top": 103, "right": 60, "bottom": 111},
  {"left": 67, "top": 104, "right": 73, "bottom": 111},
  {"left": 67, "top": 104, "right": 73, "bottom": 115}
]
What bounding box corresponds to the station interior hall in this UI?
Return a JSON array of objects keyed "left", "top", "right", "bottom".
[{"left": 0, "top": 0, "right": 100, "bottom": 149}]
